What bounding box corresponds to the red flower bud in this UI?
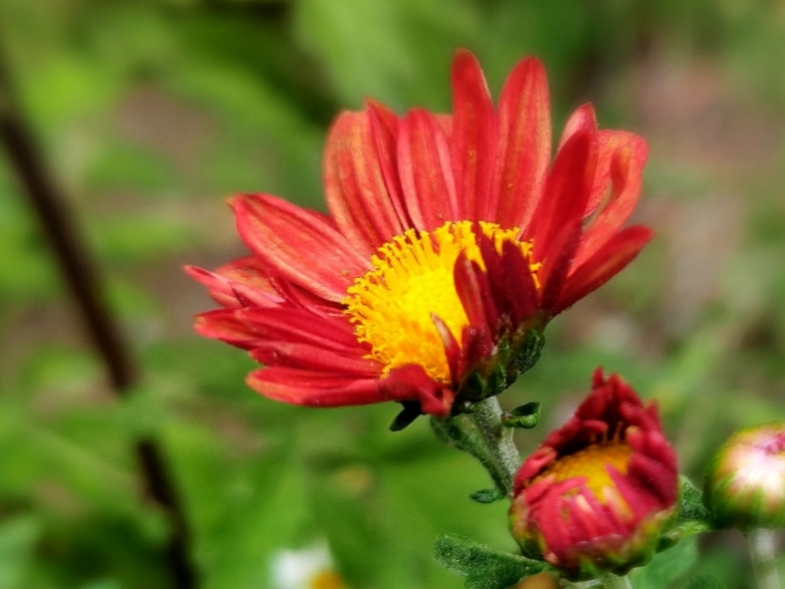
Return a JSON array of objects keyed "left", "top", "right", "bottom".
[
  {"left": 705, "top": 422, "right": 785, "bottom": 530},
  {"left": 509, "top": 369, "right": 678, "bottom": 578}
]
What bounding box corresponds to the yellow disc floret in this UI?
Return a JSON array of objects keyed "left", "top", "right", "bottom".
[
  {"left": 538, "top": 442, "right": 633, "bottom": 500},
  {"left": 343, "top": 221, "right": 538, "bottom": 384}
]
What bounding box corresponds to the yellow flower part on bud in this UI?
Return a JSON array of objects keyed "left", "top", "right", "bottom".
[{"left": 536, "top": 442, "right": 633, "bottom": 499}]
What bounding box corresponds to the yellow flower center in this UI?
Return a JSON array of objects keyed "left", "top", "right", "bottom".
[
  {"left": 539, "top": 442, "right": 633, "bottom": 500},
  {"left": 343, "top": 221, "right": 538, "bottom": 384}
]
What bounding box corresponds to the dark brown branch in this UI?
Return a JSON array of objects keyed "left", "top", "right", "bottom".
[{"left": 0, "top": 43, "right": 198, "bottom": 589}]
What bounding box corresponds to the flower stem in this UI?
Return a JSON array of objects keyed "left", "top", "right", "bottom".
[
  {"left": 597, "top": 573, "right": 632, "bottom": 589},
  {"left": 470, "top": 396, "right": 520, "bottom": 496},
  {"left": 748, "top": 529, "right": 781, "bottom": 589}
]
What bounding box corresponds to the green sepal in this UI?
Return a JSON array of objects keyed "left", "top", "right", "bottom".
[
  {"left": 511, "top": 328, "right": 544, "bottom": 375},
  {"left": 452, "top": 329, "right": 546, "bottom": 411},
  {"left": 502, "top": 402, "right": 541, "bottom": 429},
  {"left": 389, "top": 401, "right": 422, "bottom": 431},
  {"left": 469, "top": 488, "right": 505, "bottom": 504},
  {"left": 658, "top": 476, "right": 714, "bottom": 549},
  {"left": 434, "top": 534, "right": 546, "bottom": 589}
]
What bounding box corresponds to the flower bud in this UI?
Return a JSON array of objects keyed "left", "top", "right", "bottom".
[
  {"left": 704, "top": 422, "right": 785, "bottom": 530},
  {"left": 509, "top": 369, "right": 678, "bottom": 579}
]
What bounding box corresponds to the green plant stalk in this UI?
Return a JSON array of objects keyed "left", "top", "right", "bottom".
[
  {"left": 597, "top": 572, "right": 633, "bottom": 589},
  {"left": 471, "top": 396, "right": 520, "bottom": 496},
  {"left": 749, "top": 529, "right": 781, "bottom": 589}
]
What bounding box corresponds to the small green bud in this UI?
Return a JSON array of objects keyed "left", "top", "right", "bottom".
[{"left": 704, "top": 423, "right": 785, "bottom": 530}]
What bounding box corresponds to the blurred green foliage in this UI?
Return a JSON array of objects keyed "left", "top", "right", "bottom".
[{"left": 1, "top": 1, "right": 785, "bottom": 588}]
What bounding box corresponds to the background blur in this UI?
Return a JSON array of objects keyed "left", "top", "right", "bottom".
[{"left": 1, "top": 1, "right": 784, "bottom": 588}]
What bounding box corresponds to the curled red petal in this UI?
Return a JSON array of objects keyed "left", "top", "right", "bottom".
[
  {"left": 558, "top": 103, "right": 597, "bottom": 151},
  {"left": 186, "top": 265, "right": 247, "bottom": 309},
  {"left": 574, "top": 131, "right": 649, "bottom": 267},
  {"left": 555, "top": 225, "right": 653, "bottom": 314},
  {"left": 185, "top": 256, "right": 283, "bottom": 309}
]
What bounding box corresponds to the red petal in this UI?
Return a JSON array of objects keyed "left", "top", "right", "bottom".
[
  {"left": 492, "top": 57, "right": 551, "bottom": 230},
  {"left": 432, "top": 313, "right": 461, "bottom": 381},
  {"left": 500, "top": 241, "right": 539, "bottom": 325},
  {"left": 476, "top": 232, "right": 511, "bottom": 323},
  {"left": 382, "top": 365, "right": 455, "bottom": 417},
  {"left": 453, "top": 252, "right": 498, "bottom": 332},
  {"left": 267, "top": 277, "right": 342, "bottom": 317},
  {"left": 367, "top": 100, "right": 412, "bottom": 228},
  {"left": 554, "top": 226, "right": 653, "bottom": 313},
  {"left": 557, "top": 103, "right": 597, "bottom": 151},
  {"left": 186, "top": 256, "right": 284, "bottom": 310},
  {"left": 232, "top": 194, "right": 369, "bottom": 302},
  {"left": 397, "top": 108, "right": 459, "bottom": 230},
  {"left": 194, "top": 309, "right": 262, "bottom": 350},
  {"left": 526, "top": 127, "right": 597, "bottom": 257},
  {"left": 249, "top": 341, "right": 380, "bottom": 377},
  {"left": 185, "top": 265, "right": 245, "bottom": 309},
  {"left": 324, "top": 110, "right": 406, "bottom": 254},
  {"left": 247, "top": 367, "right": 387, "bottom": 407},
  {"left": 538, "top": 218, "right": 583, "bottom": 313},
  {"left": 236, "top": 307, "right": 362, "bottom": 353},
  {"left": 450, "top": 49, "right": 497, "bottom": 221},
  {"left": 574, "top": 131, "right": 649, "bottom": 267}
]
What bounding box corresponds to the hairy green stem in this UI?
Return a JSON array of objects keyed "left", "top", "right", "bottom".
[
  {"left": 749, "top": 529, "right": 781, "bottom": 589},
  {"left": 597, "top": 573, "right": 632, "bottom": 589},
  {"left": 471, "top": 397, "right": 520, "bottom": 496}
]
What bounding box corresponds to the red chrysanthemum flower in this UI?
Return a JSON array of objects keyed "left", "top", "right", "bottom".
[
  {"left": 186, "top": 50, "right": 651, "bottom": 420},
  {"left": 509, "top": 369, "right": 678, "bottom": 578}
]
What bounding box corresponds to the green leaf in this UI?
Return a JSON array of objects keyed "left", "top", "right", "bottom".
[
  {"left": 660, "top": 476, "right": 714, "bottom": 547},
  {"left": 0, "top": 516, "right": 40, "bottom": 589},
  {"left": 674, "top": 575, "right": 727, "bottom": 589},
  {"left": 631, "top": 536, "right": 699, "bottom": 589},
  {"left": 434, "top": 534, "right": 545, "bottom": 589}
]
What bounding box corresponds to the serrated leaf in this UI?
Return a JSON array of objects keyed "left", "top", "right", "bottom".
[
  {"left": 660, "top": 476, "right": 713, "bottom": 547},
  {"left": 434, "top": 534, "right": 545, "bottom": 589}
]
